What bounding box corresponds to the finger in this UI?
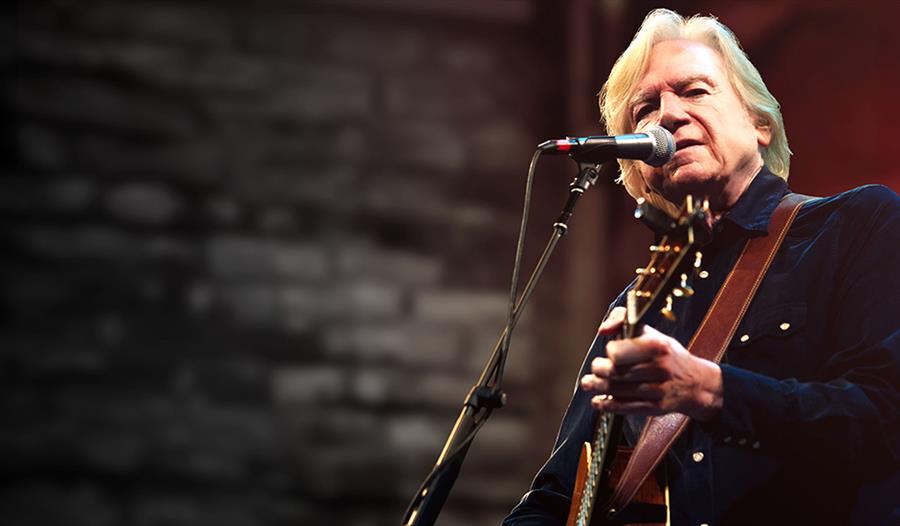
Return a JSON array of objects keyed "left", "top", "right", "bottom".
[
  {"left": 597, "top": 307, "right": 627, "bottom": 336},
  {"left": 582, "top": 373, "right": 665, "bottom": 400},
  {"left": 590, "top": 357, "right": 614, "bottom": 378},
  {"left": 605, "top": 381, "right": 665, "bottom": 400},
  {"left": 591, "top": 395, "right": 664, "bottom": 416},
  {"left": 609, "top": 362, "right": 669, "bottom": 383},
  {"left": 606, "top": 337, "right": 664, "bottom": 368},
  {"left": 580, "top": 374, "right": 609, "bottom": 393}
]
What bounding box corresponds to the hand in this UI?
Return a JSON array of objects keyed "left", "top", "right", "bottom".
[{"left": 580, "top": 307, "right": 724, "bottom": 421}]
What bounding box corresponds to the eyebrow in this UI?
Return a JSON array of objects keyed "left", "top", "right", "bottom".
[{"left": 630, "top": 74, "right": 718, "bottom": 109}]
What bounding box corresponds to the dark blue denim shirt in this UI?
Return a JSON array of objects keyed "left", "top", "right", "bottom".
[{"left": 504, "top": 169, "right": 900, "bottom": 526}]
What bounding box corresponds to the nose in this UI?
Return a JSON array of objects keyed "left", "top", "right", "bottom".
[{"left": 658, "top": 91, "right": 690, "bottom": 132}]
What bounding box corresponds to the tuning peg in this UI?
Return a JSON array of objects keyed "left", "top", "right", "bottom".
[
  {"left": 672, "top": 273, "right": 694, "bottom": 297},
  {"left": 660, "top": 294, "right": 676, "bottom": 321},
  {"left": 694, "top": 251, "right": 703, "bottom": 269}
]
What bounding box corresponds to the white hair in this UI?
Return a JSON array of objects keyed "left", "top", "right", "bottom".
[{"left": 599, "top": 8, "right": 791, "bottom": 215}]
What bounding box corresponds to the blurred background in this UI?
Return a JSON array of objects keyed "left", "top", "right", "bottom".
[{"left": 4, "top": 1, "right": 899, "bottom": 525}]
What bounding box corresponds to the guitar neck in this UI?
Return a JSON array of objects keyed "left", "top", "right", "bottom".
[{"left": 566, "top": 196, "right": 708, "bottom": 526}]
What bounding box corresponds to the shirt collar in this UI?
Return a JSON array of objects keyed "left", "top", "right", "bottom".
[{"left": 718, "top": 166, "right": 790, "bottom": 236}]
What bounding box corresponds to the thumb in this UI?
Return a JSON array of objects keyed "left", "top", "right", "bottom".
[{"left": 598, "top": 306, "right": 627, "bottom": 336}]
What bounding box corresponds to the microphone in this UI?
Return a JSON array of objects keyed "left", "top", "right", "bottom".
[{"left": 538, "top": 125, "right": 675, "bottom": 167}]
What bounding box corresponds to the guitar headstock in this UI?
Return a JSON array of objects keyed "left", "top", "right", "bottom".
[{"left": 625, "top": 195, "right": 710, "bottom": 336}]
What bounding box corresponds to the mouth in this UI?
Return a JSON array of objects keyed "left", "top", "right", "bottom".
[{"left": 675, "top": 139, "right": 703, "bottom": 151}]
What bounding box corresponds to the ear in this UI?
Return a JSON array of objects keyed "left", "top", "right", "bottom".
[{"left": 754, "top": 115, "right": 772, "bottom": 148}]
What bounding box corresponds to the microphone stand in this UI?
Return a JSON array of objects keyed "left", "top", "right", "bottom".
[{"left": 401, "top": 160, "right": 602, "bottom": 526}]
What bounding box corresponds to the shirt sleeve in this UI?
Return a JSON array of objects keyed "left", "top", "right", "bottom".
[{"left": 704, "top": 185, "right": 900, "bottom": 476}]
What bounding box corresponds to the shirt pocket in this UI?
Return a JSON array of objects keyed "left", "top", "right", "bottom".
[{"left": 726, "top": 302, "right": 809, "bottom": 379}]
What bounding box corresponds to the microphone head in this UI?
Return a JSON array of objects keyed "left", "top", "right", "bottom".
[{"left": 643, "top": 126, "right": 676, "bottom": 167}]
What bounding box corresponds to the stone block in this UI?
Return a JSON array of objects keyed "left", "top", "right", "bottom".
[
  {"left": 336, "top": 244, "right": 442, "bottom": 287},
  {"left": 415, "top": 372, "right": 472, "bottom": 408},
  {"left": 0, "top": 176, "right": 95, "bottom": 215},
  {"left": 236, "top": 122, "right": 367, "bottom": 167},
  {"left": 77, "top": 431, "right": 146, "bottom": 473},
  {"left": 277, "top": 281, "right": 404, "bottom": 331},
  {"left": 337, "top": 280, "right": 404, "bottom": 320},
  {"left": 66, "top": 3, "right": 234, "bottom": 48},
  {"left": 104, "top": 181, "right": 183, "bottom": 226},
  {"left": 15, "top": 121, "right": 68, "bottom": 170},
  {"left": 355, "top": 173, "right": 452, "bottom": 223},
  {"left": 270, "top": 243, "right": 330, "bottom": 281},
  {"left": 72, "top": 133, "right": 227, "bottom": 184},
  {"left": 373, "top": 120, "right": 466, "bottom": 173},
  {"left": 23, "top": 346, "right": 108, "bottom": 376},
  {"left": 386, "top": 414, "right": 446, "bottom": 453},
  {"left": 143, "top": 235, "right": 195, "bottom": 263},
  {"left": 257, "top": 64, "right": 372, "bottom": 122},
  {"left": 219, "top": 283, "right": 279, "bottom": 326},
  {"left": 132, "top": 495, "right": 262, "bottom": 526},
  {"left": 383, "top": 73, "right": 493, "bottom": 119},
  {"left": 185, "top": 358, "right": 270, "bottom": 404},
  {"left": 414, "top": 290, "right": 509, "bottom": 326},
  {"left": 206, "top": 236, "right": 329, "bottom": 281},
  {"left": 12, "top": 225, "right": 143, "bottom": 262},
  {"left": 327, "top": 21, "right": 424, "bottom": 70},
  {"left": 246, "top": 12, "right": 423, "bottom": 69},
  {"left": 12, "top": 30, "right": 264, "bottom": 94},
  {"left": 47, "top": 177, "right": 97, "bottom": 212},
  {"left": 467, "top": 325, "right": 535, "bottom": 383},
  {"left": 270, "top": 365, "right": 343, "bottom": 405},
  {"left": 204, "top": 196, "right": 243, "bottom": 227},
  {"left": 439, "top": 37, "right": 502, "bottom": 74},
  {"left": 467, "top": 118, "right": 534, "bottom": 174},
  {"left": 255, "top": 206, "right": 297, "bottom": 234},
  {"left": 224, "top": 164, "right": 355, "bottom": 208},
  {"left": 348, "top": 367, "right": 470, "bottom": 408},
  {"left": 277, "top": 285, "right": 337, "bottom": 332},
  {"left": 467, "top": 414, "right": 530, "bottom": 457},
  {"left": 12, "top": 75, "right": 200, "bottom": 138},
  {"left": 0, "top": 484, "right": 120, "bottom": 526},
  {"left": 322, "top": 320, "right": 462, "bottom": 366}
]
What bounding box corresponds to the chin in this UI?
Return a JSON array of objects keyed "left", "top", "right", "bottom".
[{"left": 659, "top": 165, "right": 720, "bottom": 201}]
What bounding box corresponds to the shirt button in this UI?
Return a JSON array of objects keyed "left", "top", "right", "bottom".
[
  {"left": 779, "top": 322, "right": 791, "bottom": 331},
  {"left": 698, "top": 270, "right": 709, "bottom": 279},
  {"left": 723, "top": 436, "right": 732, "bottom": 443},
  {"left": 692, "top": 451, "right": 705, "bottom": 463},
  {"left": 739, "top": 334, "right": 750, "bottom": 343},
  {"left": 752, "top": 441, "right": 761, "bottom": 449},
  {"left": 738, "top": 438, "right": 747, "bottom": 446}
]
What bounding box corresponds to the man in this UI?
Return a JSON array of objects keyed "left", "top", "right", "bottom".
[{"left": 504, "top": 9, "right": 899, "bottom": 526}]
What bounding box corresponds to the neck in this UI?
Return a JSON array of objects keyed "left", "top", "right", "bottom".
[{"left": 704, "top": 158, "right": 764, "bottom": 230}]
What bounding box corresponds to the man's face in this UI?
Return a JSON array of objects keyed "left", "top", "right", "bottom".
[{"left": 630, "top": 39, "right": 770, "bottom": 208}]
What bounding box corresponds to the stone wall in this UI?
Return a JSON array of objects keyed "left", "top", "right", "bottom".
[
  {"left": 9, "top": 2, "right": 892, "bottom": 525},
  {"left": 3, "top": 2, "right": 572, "bottom": 525}
]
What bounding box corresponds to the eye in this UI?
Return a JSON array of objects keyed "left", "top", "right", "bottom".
[
  {"left": 684, "top": 87, "right": 708, "bottom": 98},
  {"left": 633, "top": 103, "right": 657, "bottom": 122}
]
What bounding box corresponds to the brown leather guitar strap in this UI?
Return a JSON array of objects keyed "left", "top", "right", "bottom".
[{"left": 602, "top": 192, "right": 812, "bottom": 518}]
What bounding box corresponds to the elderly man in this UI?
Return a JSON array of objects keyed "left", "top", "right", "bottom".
[{"left": 504, "top": 9, "right": 899, "bottom": 526}]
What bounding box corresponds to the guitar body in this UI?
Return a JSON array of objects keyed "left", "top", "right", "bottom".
[
  {"left": 566, "top": 441, "right": 667, "bottom": 526},
  {"left": 566, "top": 443, "right": 592, "bottom": 526}
]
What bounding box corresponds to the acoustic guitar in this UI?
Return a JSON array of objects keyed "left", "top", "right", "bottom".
[{"left": 566, "top": 195, "right": 709, "bottom": 526}]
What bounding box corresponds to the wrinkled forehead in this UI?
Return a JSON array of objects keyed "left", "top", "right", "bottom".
[
  {"left": 634, "top": 40, "right": 726, "bottom": 97},
  {"left": 625, "top": 39, "right": 740, "bottom": 121}
]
